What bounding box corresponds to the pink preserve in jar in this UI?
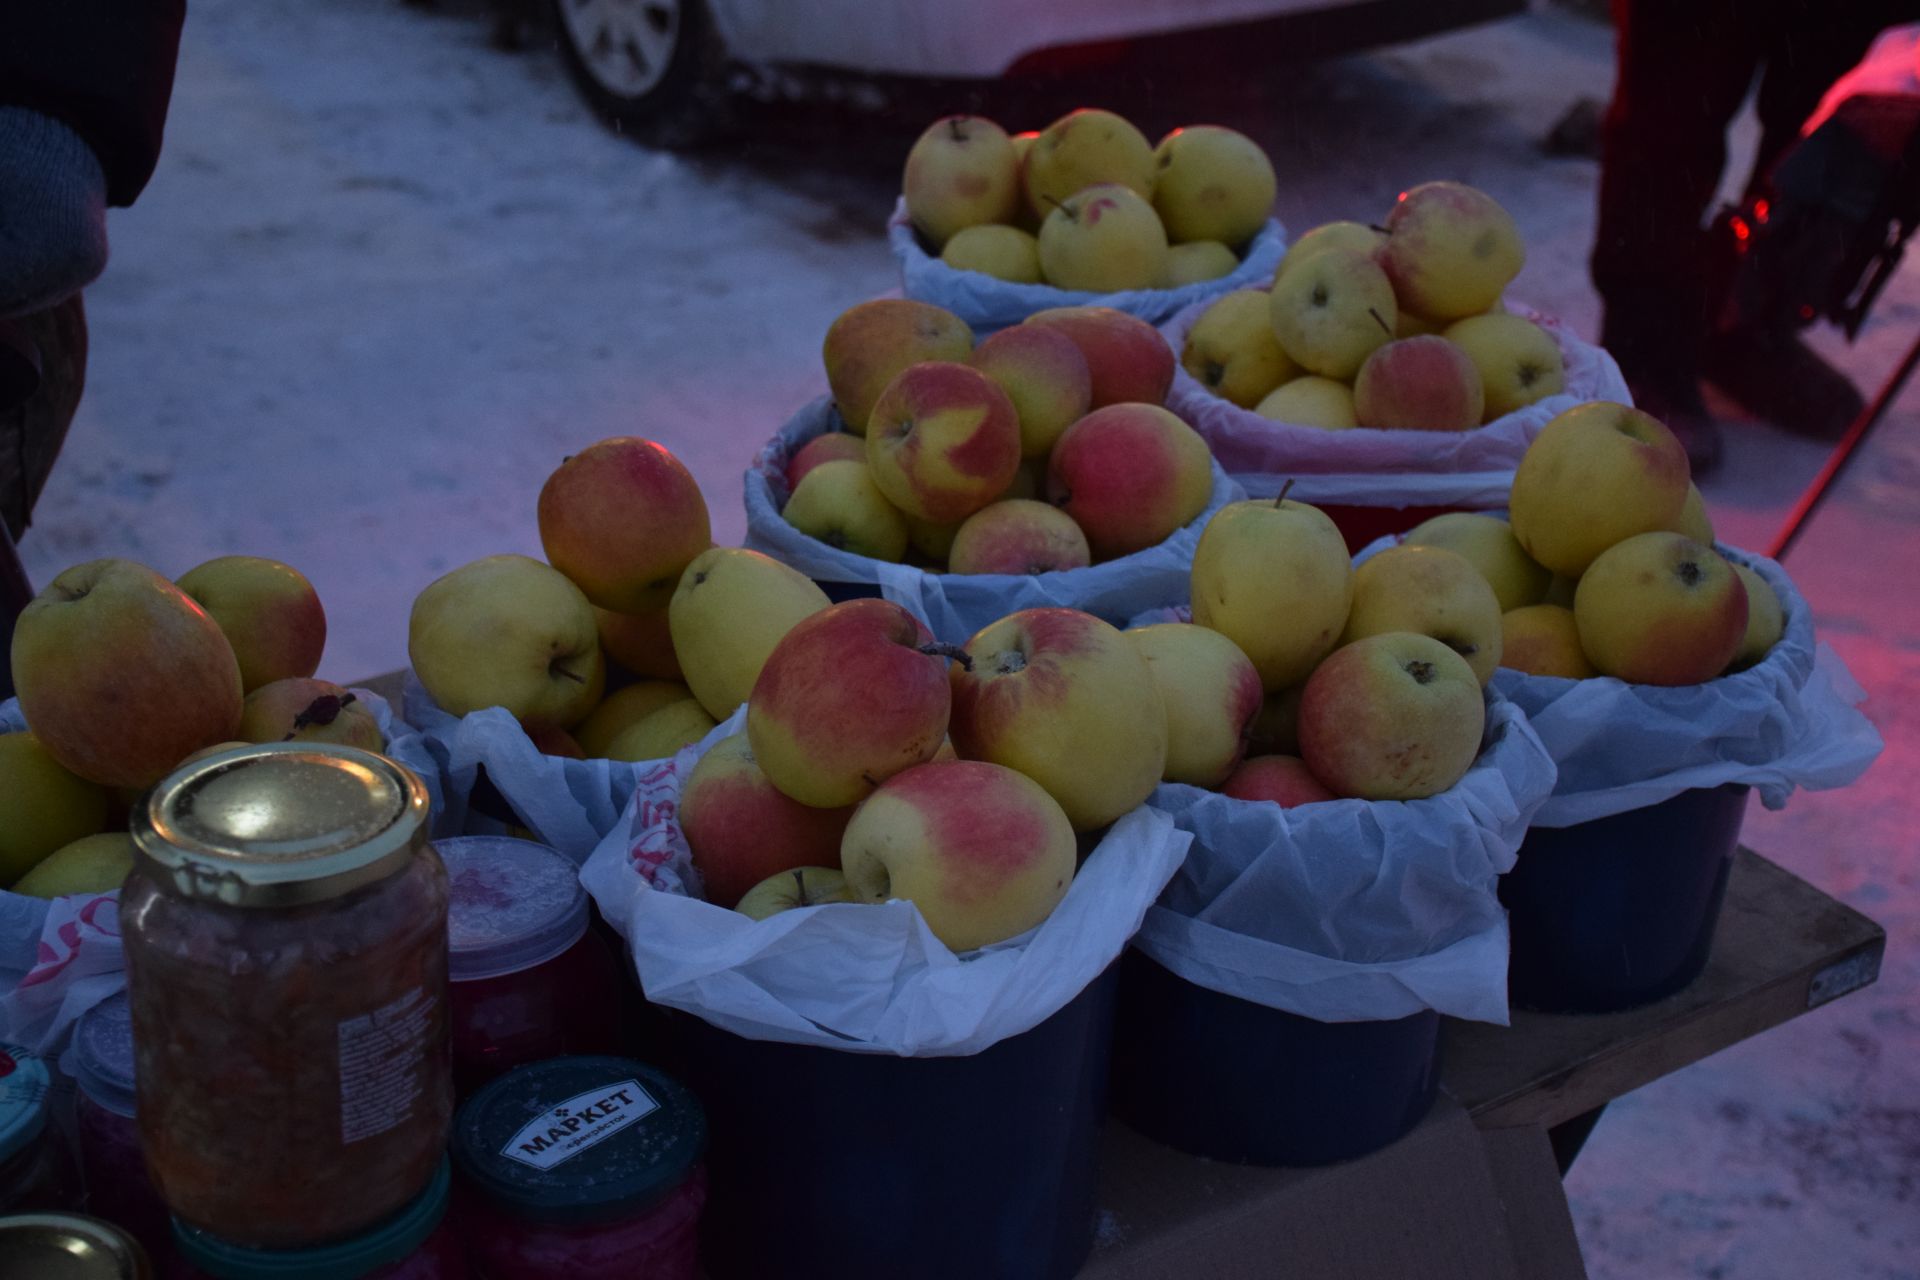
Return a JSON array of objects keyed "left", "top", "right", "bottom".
[
  {"left": 71, "top": 994, "right": 170, "bottom": 1256},
  {"left": 439, "top": 837, "right": 620, "bottom": 1099},
  {"left": 452, "top": 1056, "right": 706, "bottom": 1279}
]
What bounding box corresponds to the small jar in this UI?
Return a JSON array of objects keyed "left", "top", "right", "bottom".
[
  {"left": 0, "top": 1043, "right": 75, "bottom": 1214},
  {"left": 171, "top": 1158, "right": 467, "bottom": 1280},
  {"left": 0, "top": 1212, "right": 150, "bottom": 1278},
  {"left": 121, "top": 745, "right": 452, "bottom": 1248},
  {"left": 439, "top": 837, "right": 621, "bottom": 1099},
  {"left": 452, "top": 1056, "right": 705, "bottom": 1279},
  {"left": 71, "top": 995, "right": 170, "bottom": 1255}
]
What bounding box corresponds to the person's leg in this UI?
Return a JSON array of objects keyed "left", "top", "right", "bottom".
[{"left": 0, "top": 295, "right": 87, "bottom": 541}]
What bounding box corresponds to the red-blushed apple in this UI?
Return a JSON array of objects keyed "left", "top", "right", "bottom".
[
  {"left": 948, "top": 608, "right": 1166, "bottom": 830},
  {"left": 596, "top": 605, "right": 682, "bottom": 681},
  {"left": 1022, "top": 307, "right": 1175, "bottom": 408},
  {"left": 1127, "top": 623, "right": 1264, "bottom": 788},
  {"left": 1253, "top": 377, "right": 1357, "bottom": 430},
  {"left": 1161, "top": 241, "right": 1239, "bottom": 286},
  {"left": 969, "top": 325, "right": 1092, "bottom": 460},
  {"left": 1247, "top": 685, "right": 1304, "bottom": 755},
  {"left": 1023, "top": 108, "right": 1155, "bottom": 218},
  {"left": 1152, "top": 125, "right": 1276, "bottom": 248},
  {"left": 12, "top": 559, "right": 244, "bottom": 789},
  {"left": 822, "top": 299, "right": 975, "bottom": 436},
  {"left": 1299, "top": 632, "right": 1486, "bottom": 800},
  {"left": 948, "top": 500, "right": 1091, "bottom": 575},
  {"left": 747, "top": 599, "right": 953, "bottom": 808},
  {"left": 1442, "top": 313, "right": 1565, "bottom": 420},
  {"left": 1352, "top": 336, "right": 1485, "bottom": 432},
  {"left": 1509, "top": 402, "right": 1692, "bottom": 576},
  {"left": 670, "top": 547, "right": 831, "bottom": 719},
  {"left": 525, "top": 724, "right": 586, "bottom": 759},
  {"left": 1380, "top": 182, "right": 1526, "bottom": 321},
  {"left": 575, "top": 679, "right": 697, "bottom": 757},
  {"left": 409, "top": 554, "right": 605, "bottom": 729},
  {"left": 603, "top": 699, "right": 717, "bottom": 763},
  {"left": 176, "top": 556, "right": 326, "bottom": 694},
  {"left": 784, "top": 460, "right": 911, "bottom": 562},
  {"left": 1037, "top": 183, "right": 1169, "bottom": 292},
  {"left": 1403, "top": 512, "right": 1551, "bottom": 613},
  {"left": 1190, "top": 497, "right": 1355, "bottom": 691},
  {"left": 1222, "top": 755, "right": 1336, "bottom": 807},
  {"left": 1047, "top": 403, "right": 1213, "bottom": 559},
  {"left": 237, "top": 677, "right": 384, "bottom": 749},
  {"left": 735, "top": 867, "right": 851, "bottom": 920},
  {"left": 0, "top": 732, "right": 109, "bottom": 887},
  {"left": 1182, "top": 290, "right": 1295, "bottom": 409},
  {"left": 1499, "top": 605, "right": 1595, "bottom": 679},
  {"left": 941, "top": 224, "right": 1043, "bottom": 283},
  {"left": 682, "top": 733, "right": 853, "bottom": 908},
  {"left": 839, "top": 760, "right": 1077, "bottom": 951},
  {"left": 1273, "top": 220, "right": 1388, "bottom": 285},
  {"left": 1341, "top": 545, "right": 1504, "bottom": 685},
  {"left": 902, "top": 115, "right": 1021, "bottom": 247},
  {"left": 537, "top": 438, "right": 712, "bottom": 614},
  {"left": 1728, "top": 564, "right": 1784, "bottom": 671},
  {"left": 785, "top": 432, "right": 868, "bottom": 492},
  {"left": 1268, "top": 246, "right": 1397, "bottom": 379},
  {"left": 1573, "top": 533, "right": 1747, "bottom": 685},
  {"left": 866, "top": 362, "right": 1023, "bottom": 524}
]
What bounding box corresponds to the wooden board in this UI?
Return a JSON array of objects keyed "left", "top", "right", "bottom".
[{"left": 1444, "top": 848, "right": 1885, "bottom": 1130}]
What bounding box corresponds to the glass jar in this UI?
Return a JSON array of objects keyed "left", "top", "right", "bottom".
[
  {"left": 439, "top": 837, "right": 621, "bottom": 1099},
  {"left": 0, "top": 1043, "right": 75, "bottom": 1215},
  {"left": 71, "top": 994, "right": 170, "bottom": 1256},
  {"left": 451, "top": 1056, "right": 705, "bottom": 1280},
  {"left": 0, "top": 1212, "right": 151, "bottom": 1278},
  {"left": 171, "top": 1158, "right": 468, "bottom": 1280},
  {"left": 121, "top": 744, "right": 451, "bottom": 1249}
]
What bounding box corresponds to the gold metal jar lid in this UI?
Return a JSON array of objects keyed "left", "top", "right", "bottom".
[
  {"left": 0, "top": 1214, "right": 150, "bottom": 1280},
  {"left": 131, "top": 743, "right": 431, "bottom": 909}
]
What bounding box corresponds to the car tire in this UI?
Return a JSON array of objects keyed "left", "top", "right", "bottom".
[{"left": 550, "top": 0, "right": 729, "bottom": 148}]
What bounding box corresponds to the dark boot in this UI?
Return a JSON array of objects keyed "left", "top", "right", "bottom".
[{"left": 1700, "top": 325, "right": 1865, "bottom": 439}]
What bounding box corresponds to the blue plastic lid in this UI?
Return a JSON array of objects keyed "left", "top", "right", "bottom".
[
  {"left": 438, "top": 836, "right": 590, "bottom": 982},
  {"left": 0, "top": 1042, "right": 50, "bottom": 1164},
  {"left": 453, "top": 1056, "right": 705, "bottom": 1227},
  {"left": 72, "top": 993, "right": 137, "bottom": 1119},
  {"left": 172, "top": 1156, "right": 451, "bottom": 1279}
]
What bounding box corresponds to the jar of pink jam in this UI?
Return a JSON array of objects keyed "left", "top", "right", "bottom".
[
  {"left": 439, "top": 837, "right": 621, "bottom": 1099},
  {"left": 70, "top": 994, "right": 169, "bottom": 1256},
  {"left": 451, "top": 1056, "right": 705, "bottom": 1279}
]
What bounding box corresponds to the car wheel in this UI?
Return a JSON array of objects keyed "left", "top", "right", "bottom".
[{"left": 550, "top": 0, "right": 729, "bottom": 147}]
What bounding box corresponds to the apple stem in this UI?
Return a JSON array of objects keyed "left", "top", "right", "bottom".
[
  {"left": 791, "top": 868, "right": 810, "bottom": 905},
  {"left": 1368, "top": 307, "right": 1392, "bottom": 336},
  {"left": 1369, "top": 223, "right": 1390, "bottom": 235},
  {"left": 1040, "top": 193, "right": 1075, "bottom": 221},
  {"left": 1273, "top": 479, "right": 1296, "bottom": 508},
  {"left": 551, "top": 662, "right": 586, "bottom": 684},
  {"left": 948, "top": 117, "right": 965, "bottom": 142},
  {"left": 918, "top": 641, "right": 974, "bottom": 671}
]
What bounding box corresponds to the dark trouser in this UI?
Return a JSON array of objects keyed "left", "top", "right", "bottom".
[
  {"left": 0, "top": 294, "right": 87, "bottom": 541},
  {"left": 1591, "top": 0, "right": 1900, "bottom": 381}
]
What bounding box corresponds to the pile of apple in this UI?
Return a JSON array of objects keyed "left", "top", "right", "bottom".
[
  {"left": 785, "top": 297, "right": 1213, "bottom": 571},
  {"left": 904, "top": 108, "right": 1278, "bottom": 291},
  {"left": 3, "top": 554, "right": 376, "bottom": 897},
  {"left": 1182, "top": 182, "right": 1567, "bottom": 432}
]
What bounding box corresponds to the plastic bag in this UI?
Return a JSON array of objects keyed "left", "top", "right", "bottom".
[
  {"left": 579, "top": 708, "right": 1193, "bottom": 1057},
  {"left": 743, "top": 397, "right": 1242, "bottom": 642},
  {"left": 889, "top": 196, "right": 1287, "bottom": 332}
]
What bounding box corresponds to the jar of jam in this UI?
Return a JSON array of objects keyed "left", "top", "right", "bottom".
[
  {"left": 452, "top": 1056, "right": 705, "bottom": 1279},
  {"left": 121, "top": 744, "right": 452, "bottom": 1249},
  {"left": 439, "top": 837, "right": 621, "bottom": 1099},
  {"left": 171, "top": 1158, "right": 467, "bottom": 1279},
  {"left": 70, "top": 994, "right": 170, "bottom": 1256},
  {"left": 0, "top": 1212, "right": 150, "bottom": 1278},
  {"left": 0, "top": 1043, "right": 75, "bottom": 1215}
]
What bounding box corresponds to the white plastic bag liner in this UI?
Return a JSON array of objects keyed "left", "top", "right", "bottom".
[
  {"left": 1162, "top": 292, "right": 1631, "bottom": 503},
  {"left": 743, "top": 398, "right": 1242, "bottom": 642},
  {"left": 1487, "top": 547, "right": 1883, "bottom": 827},
  {"left": 0, "top": 688, "right": 405, "bottom": 1055},
  {"left": 580, "top": 707, "right": 1193, "bottom": 1057},
  {"left": 889, "top": 197, "right": 1287, "bottom": 332}
]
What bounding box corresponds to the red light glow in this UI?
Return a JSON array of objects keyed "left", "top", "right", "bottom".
[{"left": 1754, "top": 198, "right": 1771, "bottom": 224}]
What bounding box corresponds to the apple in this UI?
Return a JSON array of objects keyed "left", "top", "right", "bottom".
[
  {"left": 1574, "top": 533, "right": 1748, "bottom": 685},
  {"left": 1047, "top": 403, "right": 1213, "bottom": 559},
  {"left": 747, "top": 599, "right": 952, "bottom": 808},
  {"left": 237, "top": 678, "right": 383, "bottom": 749},
  {"left": 1298, "top": 632, "right": 1486, "bottom": 800},
  {"left": 1542, "top": 574, "right": 1577, "bottom": 608},
  {"left": 866, "top": 362, "right": 1022, "bottom": 524},
  {"left": 603, "top": 699, "right": 718, "bottom": 763},
  {"left": 1151, "top": 125, "right": 1276, "bottom": 247},
  {"left": 1342, "top": 545, "right": 1503, "bottom": 685},
  {"left": 1023, "top": 108, "right": 1155, "bottom": 218},
  {"left": 735, "top": 867, "right": 851, "bottom": 920},
  {"left": 1160, "top": 242, "right": 1239, "bottom": 286},
  {"left": 1442, "top": 314, "right": 1565, "bottom": 420},
  {"left": 822, "top": 299, "right": 974, "bottom": 436},
  {"left": 1273, "top": 221, "right": 1388, "bottom": 285},
  {"left": 906, "top": 514, "right": 962, "bottom": 564},
  {"left": 11, "top": 832, "right": 136, "bottom": 899},
  {"left": 1023, "top": 307, "right": 1175, "bottom": 407},
  {"left": 1037, "top": 183, "right": 1169, "bottom": 292},
  {"left": 1670, "top": 483, "right": 1715, "bottom": 546},
  {"left": 596, "top": 606, "right": 682, "bottom": 681},
  {"left": 1353, "top": 336, "right": 1485, "bottom": 432},
  {"left": 785, "top": 432, "right": 868, "bottom": 492},
  {"left": 537, "top": 438, "right": 712, "bottom": 614},
  {"left": 12, "top": 559, "right": 244, "bottom": 789},
  {"left": 683, "top": 733, "right": 853, "bottom": 908},
  {"left": 670, "top": 547, "right": 830, "bottom": 719},
  {"left": 948, "top": 608, "right": 1166, "bottom": 830},
  {"left": 1253, "top": 377, "right": 1357, "bottom": 430},
  {"left": 969, "top": 325, "right": 1092, "bottom": 460},
  {"left": 1247, "top": 684, "right": 1304, "bottom": 756},
  {"left": 940, "top": 224, "right": 1042, "bottom": 283},
  {"left": 784, "top": 460, "right": 911, "bottom": 562},
  {"left": 1009, "top": 131, "right": 1043, "bottom": 232},
  {"left": 1403, "top": 512, "right": 1551, "bottom": 612},
  {"left": 1190, "top": 498, "right": 1354, "bottom": 690},
  {"left": 1729, "top": 564, "right": 1784, "bottom": 671},
  {"left": 176, "top": 556, "right": 326, "bottom": 694},
  {"left": 409, "top": 555, "right": 603, "bottom": 729},
  {"left": 1222, "top": 755, "right": 1335, "bottom": 807},
  {"left": 525, "top": 725, "right": 586, "bottom": 759},
  {"left": 575, "top": 679, "right": 698, "bottom": 757},
  {"left": 1509, "top": 402, "right": 1692, "bottom": 576},
  {"left": 1182, "top": 290, "right": 1296, "bottom": 409},
  {"left": 1380, "top": 182, "right": 1526, "bottom": 321},
  {"left": 0, "top": 732, "right": 109, "bottom": 887},
  {"left": 947, "top": 500, "right": 1091, "bottom": 576},
  {"left": 1268, "top": 246, "right": 1397, "bottom": 379},
  {"left": 1128, "top": 622, "right": 1264, "bottom": 788},
  {"left": 1499, "top": 604, "right": 1595, "bottom": 679},
  {"left": 903, "top": 115, "right": 1021, "bottom": 247}
]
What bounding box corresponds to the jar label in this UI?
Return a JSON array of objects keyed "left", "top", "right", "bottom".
[
  {"left": 337, "top": 987, "right": 435, "bottom": 1145},
  {"left": 500, "top": 1079, "right": 659, "bottom": 1171}
]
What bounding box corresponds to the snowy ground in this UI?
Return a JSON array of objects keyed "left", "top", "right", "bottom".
[{"left": 19, "top": 2, "right": 1917, "bottom": 1276}]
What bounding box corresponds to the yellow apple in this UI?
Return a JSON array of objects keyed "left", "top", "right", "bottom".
[
  {"left": 1190, "top": 498, "right": 1354, "bottom": 690},
  {"left": 1181, "top": 290, "right": 1296, "bottom": 409},
  {"left": 1509, "top": 402, "right": 1692, "bottom": 576},
  {"left": 1160, "top": 241, "right": 1239, "bottom": 286},
  {"left": 940, "top": 224, "right": 1042, "bottom": 283},
  {"left": 11, "top": 832, "right": 136, "bottom": 898},
  {"left": 1268, "top": 246, "right": 1397, "bottom": 379},
  {"left": 903, "top": 115, "right": 1021, "bottom": 247},
  {"left": 784, "top": 460, "right": 911, "bottom": 562},
  {"left": 1127, "top": 623, "right": 1265, "bottom": 787},
  {"left": 1574, "top": 533, "right": 1748, "bottom": 684},
  {"left": 176, "top": 556, "right": 326, "bottom": 694},
  {"left": 1499, "top": 604, "right": 1596, "bottom": 679},
  {"left": 603, "top": 699, "right": 718, "bottom": 763},
  {"left": 537, "top": 437, "right": 712, "bottom": 613},
  {"left": 1046, "top": 404, "right": 1213, "bottom": 559},
  {"left": 1151, "top": 125, "right": 1276, "bottom": 247},
  {"left": 1379, "top": 182, "right": 1526, "bottom": 321},
  {"left": 1253, "top": 377, "right": 1357, "bottom": 430},
  {"left": 1670, "top": 483, "right": 1715, "bottom": 545},
  {"left": 735, "top": 867, "right": 851, "bottom": 920},
  {"left": 574, "top": 679, "right": 697, "bottom": 757},
  {"left": 409, "top": 555, "right": 604, "bottom": 729},
  {"left": 821, "top": 299, "right": 974, "bottom": 436},
  {"left": 0, "top": 732, "right": 109, "bottom": 886},
  {"left": 669, "top": 547, "right": 831, "bottom": 719},
  {"left": 1299, "top": 632, "right": 1485, "bottom": 800},
  {"left": 784, "top": 433, "right": 868, "bottom": 492},
  {"left": 684, "top": 734, "right": 852, "bottom": 908},
  {"left": 1442, "top": 314, "right": 1566, "bottom": 420},
  {"left": 1728, "top": 564, "right": 1784, "bottom": 671},
  {"left": 1352, "top": 336, "right": 1485, "bottom": 431},
  {"left": 237, "top": 678, "right": 383, "bottom": 749},
  {"left": 1341, "top": 545, "right": 1503, "bottom": 685},
  {"left": 1273, "top": 221, "right": 1387, "bottom": 286},
  {"left": 1024, "top": 108, "right": 1155, "bottom": 218},
  {"left": 969, "top": 325, "right": 1092, "bottom": 460},
  {"left": 1403, "top": 512, "right": 1551, "bottom": 612},
  {"left": 948, "top": 500, "right": 1091, "bottom": 575},
  {"left": 1038, "top": 184, "right": 1169, "bottom": 292}
]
